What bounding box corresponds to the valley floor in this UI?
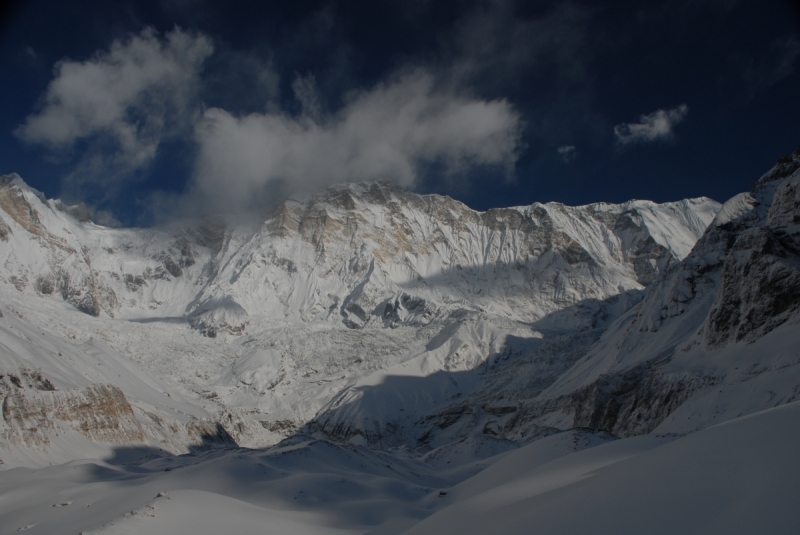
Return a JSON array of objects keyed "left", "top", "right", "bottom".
[{"left": 2, "top": 400, "right": 798, "bottom": 535}]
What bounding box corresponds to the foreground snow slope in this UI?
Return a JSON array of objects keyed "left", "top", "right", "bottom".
[
  {"left": 0, "top": 402, "right": 796, "bottom": 535},
  {"left": 402, "top": 400, "right": 800, "bottom": 535}
]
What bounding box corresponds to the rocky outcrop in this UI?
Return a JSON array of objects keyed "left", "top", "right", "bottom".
[
  {"left": 0, "top": 369, "right": 238, "bottom": 454},
  {"left": 381, "top": 293, "right": 437, "bottom": 328},
  {"left": 703, "top": 157, "right": 800, "bottom": 348},
  {"left": 188, "top": 296, "right": 250, "bottom": 337},
  {"left": 0, "top": 174, "right": 47, "bottom": 238},
  {"left": 135, "top": 409, "right": 238, "bottom": 453},
  {"left": 508, "top": 367, "right": 719, "bottom": 439},
  {"left": 705, "top": 226, "right": 800, "bottom": 347},
  {"left": 1, "top": 383, "right": 145, "bottom": 448},
  {"left": 0, "top": 214, "right": 10, "bottom": 241}
]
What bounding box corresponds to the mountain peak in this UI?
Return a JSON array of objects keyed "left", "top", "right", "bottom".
[
  {"left": 756, "top": 148, "right": 800, "bottom": 187},
  {"left": 307, "top": 179, "right": 421, "bottom": 210},
  {"left": 0, "top": 172, "right": 47, "bottom": 203}
]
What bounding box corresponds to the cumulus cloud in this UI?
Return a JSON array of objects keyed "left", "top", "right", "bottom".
[
  {"left": 188, "top": 70, "right": 522, "bottom": 213},
  {"left": 614, "top": 104, "right": 688, "bottom": 147},
  {"left": 15, "top": 27, "right": 213, "bottom": 179},
  {"left": 17, "top": 25, "right": 525, "bottom": 220},
  {"left": 557, "top": 145, "right": 576, "bottom": 163}
]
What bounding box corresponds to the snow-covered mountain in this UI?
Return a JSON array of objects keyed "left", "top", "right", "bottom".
[
  {"left": 0, "top": 171, "right": 718, "bottom": 458},
  {"left": 307, "top": 148, "right": 800, "bottom": 452},
  {"left": 2, "top": 147, "right": 800, "bottom": 535},
  {"left": 0, "top": 173, "right": 717, "bottom": 328}
]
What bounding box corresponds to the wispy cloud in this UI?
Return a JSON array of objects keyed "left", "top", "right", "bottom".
[
  {"left": 743, "top": 34, "right": 800, "bottom": 96},
  {"left": 557, "top": 145, "right": 576, "bottom": 163},
  {"left": 445, "top": 1, "right": 592, "bottom": 91},
  {"left": 186, "top": 70, "right": 523, "bottom": 214},
  {"left": 291, "top": 73, "right": 322, "bottom": 121},
  {"left": 614, "top": 104, "right": 688, "bottom": 147},
  {"left": 15, "top": 27, "right": 212, "bottom": 185}
]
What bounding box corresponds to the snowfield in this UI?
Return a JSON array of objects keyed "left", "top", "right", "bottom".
[
  {"left": 1, "top": 148, "right": 799, "bottom": 534},
  {"left": 1, "top": 402, "right": 798, "bottom": 534}
]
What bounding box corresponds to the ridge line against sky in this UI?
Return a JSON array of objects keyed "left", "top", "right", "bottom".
[{"left": 0, "top": 0, "right": 799, "bottom": 226}]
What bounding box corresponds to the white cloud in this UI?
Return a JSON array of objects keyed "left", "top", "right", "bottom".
[
  {"left": 16, "top": 27, "right": 524, "bottom": 219},
  {"left": 187, "top": 70, "right": 523, "bottom": 213},
  {"left": 15, "top": 27, "right": 212, "bottom": 177},
  {"left": 291, "top": 73, "right": 322, "bottom": 121},
  {"left": 614, "top": 104, "right": 688, "bottom": 147},
  {"left": 557, "top": 145, "right": 576, "bottom": 162}
]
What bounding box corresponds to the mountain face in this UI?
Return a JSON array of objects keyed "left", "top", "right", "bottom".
[
  {"left": 0, "top": 172, "right": 723, "bottom": 460},
  {"left": 4, "top": 148, "right": 789, "bottom": 462},
  {"left": 429, "top": 148, "right": 800, "bottom": 446},
  {"left": 0, "top": 173, "right": 717, "bottom": 328},
  {"left": 2, "top": 153, "right": 799, "bottom": 534},
  {"left": 310, "top": 149, "right": 800, "bottom": 451}
]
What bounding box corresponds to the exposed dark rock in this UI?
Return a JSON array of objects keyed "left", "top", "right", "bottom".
[
  {"left": 1, "top": 384, "right": 145, "bottom": 447},
  {"left": 381, "top": 293, "right": 436, "bottom": 328},
  {"left": 157, "top": 253, "right": 183, "bottom": 278},
  {"left": 124, "top": 273, "right": 146, "bottom": 292},
  {"left": 259, "top": 419, "right": 299, "bottom": 435},
  {"left": 191, "top": 215, "right": 227, "bottom": 252},
  {"left": 34, "top": 274, "right": 55, "bottom": 295},
  {"left": 9, "top": 275, "right": 27, "bottom": 292},
  {"left": 0, "top": 214, "right": 10, "bottom": 241},
  {"left": 185, "top": 421, "right": 238, "bottom": 451},
  {"left": 705, "top": 228, "right": 800, "bottom": 347}
]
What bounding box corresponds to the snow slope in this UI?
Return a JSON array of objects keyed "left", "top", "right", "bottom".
[
  {"left": 0, "top": 294, "right": 233, "bottom": 468},
  {"left": 402, "top": 400, "right": 800, "bottom": 535},
  {"left": 0, "top": 402, "right": 796, "bottom": 535}
]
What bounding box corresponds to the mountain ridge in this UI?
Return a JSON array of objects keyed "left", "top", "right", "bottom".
[
  {"left": 0, "top": 170, "right": 725, "bottom": 461},
  {"left": 0, "top": 173, "right": 719, "bottom": 327}
]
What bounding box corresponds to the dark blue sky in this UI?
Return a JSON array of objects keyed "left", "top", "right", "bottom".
[{"left": 1, "top": 0, "right": 799, "bottom": 226}]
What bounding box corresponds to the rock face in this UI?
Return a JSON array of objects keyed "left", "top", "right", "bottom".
[
  {"left": 0, "top": 303, "right": 238, "bottom": 465},
  {"left": 0, "top": 378, "right": 238, "bottom": 454},
  {"left": 1, "top": 382, "right": 144, "bottom": 448},
  {"left": 0, "top": 175, "right": 119, "bottom": 317},
  {"left": 507, "top": 150, "right": 800, "bottom": 440},
  {"left": 704, "top": 164, "right": 800, "bottom": 348}
]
